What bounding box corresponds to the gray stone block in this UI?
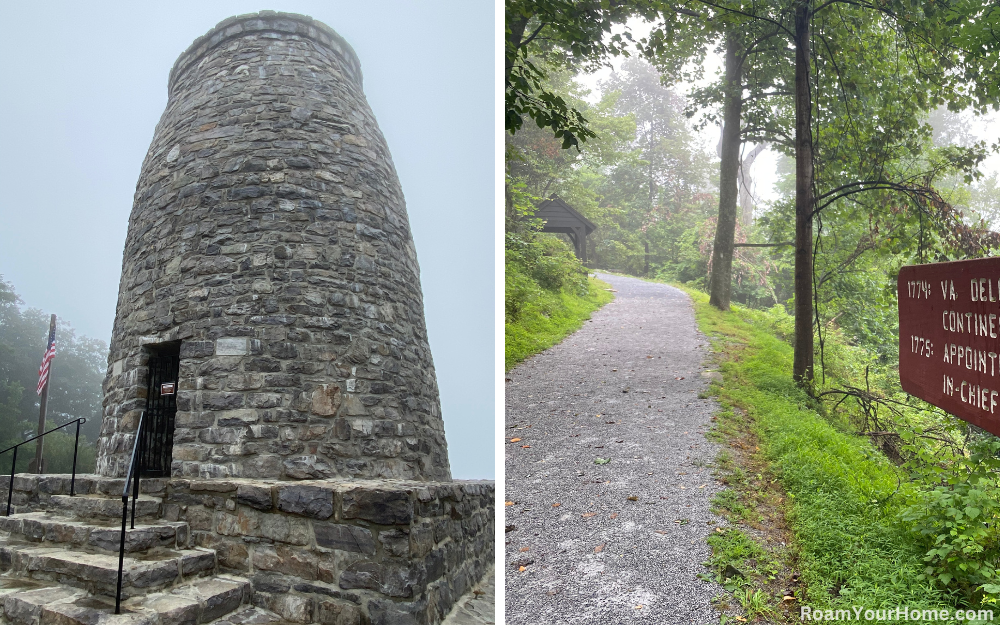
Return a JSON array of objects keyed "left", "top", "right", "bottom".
[
  {"left": 342, "top": 489, "right": 412, "bottom": 525},
  {"left": 277, "top": 484, "right": 334, "bottom": 519},
  {"left": 236, "top": 484, "right": 272, "bottom": 510},
  {"left": 314, "top": 524, "right": 375, "bottom": 555}
]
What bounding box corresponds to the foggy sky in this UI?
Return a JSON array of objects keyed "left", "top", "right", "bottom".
[{"left": 0, "top": 2, "right": 494, "bottom": 478}]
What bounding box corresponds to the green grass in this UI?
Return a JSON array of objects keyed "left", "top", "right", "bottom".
[
  {"left": 683, "top": 287, "right": 962, "bottom": 615},
  {"left": 504, "top": 275, "right": 613, "bottom": 371}
]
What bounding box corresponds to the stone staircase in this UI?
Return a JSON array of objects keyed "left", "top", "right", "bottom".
[
  {"left": 0, "top": 479, "right": 289, "bottom": 625},
  {"left": 0, "top": 473, "right": 496, "bottom": 625}
]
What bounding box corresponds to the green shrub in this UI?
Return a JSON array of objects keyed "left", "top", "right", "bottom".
[{"left": 902, "top": 434, "right": 1000, "bottom": 603}]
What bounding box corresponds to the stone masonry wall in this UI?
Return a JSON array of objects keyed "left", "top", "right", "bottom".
[
  {"left": 97, "top": 12, "right": 450, "bottom": 482},
  {"left": 0, "top": 475, "right": 494, "bottom": 625}
]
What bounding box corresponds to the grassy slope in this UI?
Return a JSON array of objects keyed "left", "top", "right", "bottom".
[
  {"left": 505, "top": 276, "right": 614, "bottom": 371},
  {"left": 682, "top": 286, "right": 959, "bottom": 616}
]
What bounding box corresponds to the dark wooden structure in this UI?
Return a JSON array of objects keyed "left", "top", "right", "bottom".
[{"left": 534, "top": 195, "right": 597, "bottom": 262}]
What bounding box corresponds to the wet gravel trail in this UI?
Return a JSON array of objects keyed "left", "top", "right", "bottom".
[{"left": 504, "top": 273, "right": 724, "bottom": 625}]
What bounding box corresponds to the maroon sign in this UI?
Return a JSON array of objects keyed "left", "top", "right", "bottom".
[{"left": 899, "top": 258, "right": 1000, "bottom": 436}]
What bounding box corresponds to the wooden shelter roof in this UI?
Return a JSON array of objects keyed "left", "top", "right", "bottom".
[{"left": 534, "top": 195, "right": 597, "bottom": 235}]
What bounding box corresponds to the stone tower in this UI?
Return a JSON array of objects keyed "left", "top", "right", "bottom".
[{"left": 97, "top": 11, "right": 451, "bottom": 483}]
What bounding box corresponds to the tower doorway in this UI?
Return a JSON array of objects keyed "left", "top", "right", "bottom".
[{"left": 141, "top": 343, "right": 180, "bottom": 477}]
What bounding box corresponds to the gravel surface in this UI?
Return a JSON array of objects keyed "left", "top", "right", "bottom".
[{"left": 504, "top": 272, "right": 725, "bottom": 624}]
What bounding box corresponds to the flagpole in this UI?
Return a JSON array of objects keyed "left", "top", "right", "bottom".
[{"left": 33, "top": 314, "right": 55, "bottom": 475}]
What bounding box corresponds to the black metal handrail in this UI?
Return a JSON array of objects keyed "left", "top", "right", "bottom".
[
  {"left": 116, "top": 411, "right": 145, "bottom": 614},
  {"left": 2, "top": 417, "right": 86, "bottom": 516}
]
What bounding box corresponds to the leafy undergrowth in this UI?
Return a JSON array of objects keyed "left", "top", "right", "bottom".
[
  {"left": 679, "top": 286, "right": 985, "bottom": 623},
  {"left": 504, "top": 274, "right": 613, "bottom": 370}
]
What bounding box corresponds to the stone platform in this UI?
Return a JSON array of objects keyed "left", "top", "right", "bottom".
[{"left": 0, "top": 474, "right": 493, "bottom": 625}]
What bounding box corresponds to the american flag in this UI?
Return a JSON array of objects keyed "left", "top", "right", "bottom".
[{"left": 36, "top": 325, "right": 56, "bottom": 395}]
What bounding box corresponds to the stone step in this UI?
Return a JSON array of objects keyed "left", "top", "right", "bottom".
[
  {"left": 0, "top": 544, "right": 216, "bottom": 598},
  {"left": 0, "top": 513, "right": 189, "bottom": 554},
  {"left": 0, "top": 474, "right": 169, "bottom": 499},
  {"left": 1, "top": 584, "right": 152, "bottom": 625},
  {"left": 134, "top": 576, "right": 252, "bottom": 625},
  {"left": 47, "top": 495, "right": 162, "bottom": 520},
  {"left": 0, "top": 575, "right": 251, "bottom": 625},
  {"left": 205, "top": 606, "right": 291, "bottom": 625}
]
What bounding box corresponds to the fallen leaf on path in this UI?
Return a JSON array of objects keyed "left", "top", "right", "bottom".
[
  {"left": 510, "top": 438, "right": 521, "bottom": 443},
  {"left": 518, "top": 566, "right": 527, "bottom": 572},
  {"left": 698, "top": 484, "right": 706, "bottom": 489},
  {"left": 552, "top": 503, "right": 561, "bottom": 507},
  {"left": 783, "top": 596, "right": 796, "bottom": 602},
  {"left": 594, "top": 543, "right": 605, "bottom": 553},
  {"left": 581, "top": 512, "right": 597, "bottom": 518},
  {"left": 675, "top": 519, "right": 690, "bottom": 525},
  {"left": 521, "top": 445, "right": 531, "bottom": 448},
  {"left": 635, "top": 605, "right": 643, "bottom": 609},
  {"left": 655, "top": 530, "right": 667, "bottom": 535},
  {"left": 505, "top": 501, "right": 514, "bottom": 506},
  {"left": 594, "top": 458, "right": 610, "bottom": 465},
  {"left": 627, "top": 495, "right": 639, "bottom": 501},
  {"left": 609, "top": 513, "right": 619, "bottom": 519},
  {"left": 679, "top": 485, "right": 686, "bottom": 490},
  {"left": 519, "top": 547, "right": 529, "bottom": 552},
  {"left": 715, "top": 527, "right": 725, "bottom": 533}
]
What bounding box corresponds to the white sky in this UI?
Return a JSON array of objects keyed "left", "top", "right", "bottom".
[
  {"left": 577, "top": 21, "right": 1000, "bottom": 212},
  {"left": 0, "top": 2, "right": 494, "bottom": 479}
]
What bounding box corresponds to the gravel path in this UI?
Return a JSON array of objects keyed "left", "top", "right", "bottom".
[{"left": 504, "top": 273, "right": 725, "bottom": 625}]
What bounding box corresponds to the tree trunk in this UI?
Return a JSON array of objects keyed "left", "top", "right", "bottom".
[
  {"left": 792, "top": 1, "right": 815, "bottom": 386},
  {"left": 505, "top": 16, "right": 528, "bottom": 87},
  {"left": 708, "top": 31, "right": 743, "bottom": 311}
]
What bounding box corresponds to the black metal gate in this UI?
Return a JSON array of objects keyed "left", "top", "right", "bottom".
[{"left": 141, "top": 345, "right": 179, "bottom": 477}]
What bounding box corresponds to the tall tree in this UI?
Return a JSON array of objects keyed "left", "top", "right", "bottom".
[
  {"left": 646, "top": 7, "right": 792, "bottom": 311},
  {"left": 675, "top": 0, "right": 990, "bottom": 385}
]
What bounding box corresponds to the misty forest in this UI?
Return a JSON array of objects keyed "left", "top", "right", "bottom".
[
  {"left": 506, "top": 0, "right": 1000, "bottom": 619},
  {"left": 0, "top": 278, "right": 101, "bottom": 473}
]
